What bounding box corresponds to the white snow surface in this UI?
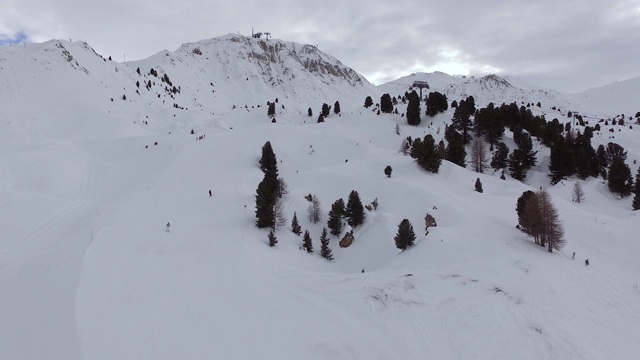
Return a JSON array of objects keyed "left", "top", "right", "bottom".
[{"left": 1, "top": 35, "right": 640, "bottom": 359}]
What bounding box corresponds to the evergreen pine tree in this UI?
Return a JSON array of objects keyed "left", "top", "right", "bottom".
[
  {"left": 380, "top": 93, "right": 394, "bottom": 113},
  {"left": 255, "top": 177, "right": 277, "bottom": 228},
  {"left": 291, "top": 212, "right": 302, "bottom": 235},
  {"left": 490, "top": 142, "right": 509, "bottom": 170},
  {"left": 384, "top": 165, "right": 393, "bottom": 177},
  {"left": 394, "top": 219, "right": 416, "bottom": 250},
  {"left": 513, "top": 131, "right": 537, "bottom": 170},
  {"left": 413, "top": 136, "right": 441, "bottom": 173},
  {"left": 322, "top": 103, "right": 330, "bottom": 117},
  {"left": 259, "top": 141, "right": 278, "bottom": 178},
  {"left": 406, "top": 90, "right": 421, "bottom": 126},
  {"left": 327, "top": 199, "right": 346, "bottom": 236},
  {"left": 364, "top": 96, "right": 373, "bottom": 108},
  {"left": 632, "top": 167, "right": 640, "bottom": 210},
  {"left": 451, "top": 99, "right": 474, "bottom": 144},
  {"left": 508, "top": 149, "right": 527, "bottom": 181},
  {"left": 596, "top": 144, "right": 609, "bottom": 179},
  {"left": 445, "top": 127, "right": 467, "bottom": 168},
  {"left": 475, "top": 178, "right": 483, "bottom": 193},
  {"left": 255, "top": 141, "right": 279, "bottom": 228},
  {"left": 302, "top": 230, "right": 313, "bottom": 253},
  {"left": 334, "top": 101, "right": 341, "bottom": 114},
  {"left": 320, "top": 228, "right": 334, "bottom": 260},
  {"left": 268, "top": 230, "right": 278, "bottom": 247},
  {"left": 345, "top": 190, "right": 365, "bottom": 227},
  {"left": 516, "top": 190, "right": 537, "bottom": 234},
  {"left": 308, "top": 107, "right": 313, "bottom": 117},
  {"left": 549, "top": 136, "right": 575, "bottom": 185},
  {"left": 608, "top": 158, "right": 633, "bottom": 196}
]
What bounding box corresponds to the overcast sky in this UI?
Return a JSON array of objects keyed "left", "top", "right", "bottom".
[{"left": 1, "top": 0, "right": 639, "bottom": 93}]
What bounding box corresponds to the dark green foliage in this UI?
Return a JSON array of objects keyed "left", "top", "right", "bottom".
[
  {"left": 508, "top": 149, "right": 527, "bottom": 181},
  {"left": 345, "top": 190, "right": 365, "bottom": 227},
  {"left": 516, "top": 191, "right": 536, "bottom": 226},
  {"left": 302, "top": 230, "right": 313, "bottom": 253},
  {"left": 451, "top": 100, "right": 458, "bottom": 108},
  {"left": 136, "top": 67, "right": 141, "bottom": 75},
  {"left": 327, "top": 199, "right": 345, "bottom": 236},
  {"left": 268, "top": 230, "right": 278, "bottom": 247},
  {"left": 607, "top": 158, "right": 633, "bottom": 196},
  {"left": 513, "top": 131, "right": 537, "bottom": 170},
  {"left": 548, "top": 136, "right": 575, "bottom": 184},
  {"left": 136, "top": 80, "right": 140, "bottom": 88},
  {"left": 406, "top": 90, "right": 421, "bottom": 126},
  {"left": 541, "top": 118, "right": 563, "bottom": 147},
  {"left": 334, "top": 101, "right": 341, "bottom": 114},
  {"left": 632, "top": 168, "right": 640, "bottom": 210},
  {"left": 320, "top": 228, "right": 334, "bottom": 260},
  {"left": 490, "top": 142, "right": 509, "bottom": 170},
  {"left": 384, "top": 165, "right": 393, "bottom": 177},
  {"left": 122, "top": 94, "right": 126, "bottom": 100},
  {"left": 451, "top": 98, "right": 474, "bottom": 144},
  {"left": 474, "top": 102, "right": 505, "bottom": 145},
  {"left": 596, "top": 144, "right": 608, "bottom": 179},
  {"left": 255, "top": 142, "right": 279, "bottom": 228},
  {"left": 317, "top": 114, "right": 325, "bottom": 123},
  {"left": 259, "top": 141, "right": 278, "bottom": 178},
  {"left": 445, "top": 127, "right": 467, "bottom": 168},
  {"left": 322, "top": 103, "right": 330, "bottom": 117},
  {"left": 364, "top": 96, "right": 373, "bottom": 108},
  {"left": 308, "top": 107, "right": 313, "bottom": 117},
  {"left": 380, "top": 94, "right": 393, "bottom": 113},
  {"left": 411, "top": 135, "right": 441, "bottom": 173},
  {"left": 267, "top": 102, "right": 276, "bottom": 116},
  {"left": 394, "top": 219, "right": 416, "bottom": 250},
  {"left": 475, "top": 178, "right": 483, "bottom": 193},
  {"left": 574, "top": 147, "right": 591, "bottom": 180},
  {"left": 606, "top": 142, "right": 627, "bottom": 163},
  {"left": 291, "top": 212, "right": 302, "bottom": 235},
  {"left": 425, "top": 92, "right": 448, "bottom": 116},
  {"left": 255, "top": 177, "right": 277, "bottom": 228}
]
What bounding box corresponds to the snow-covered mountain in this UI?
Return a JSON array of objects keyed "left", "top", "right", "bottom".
[
  {"left": 1, "top": 35, "right": 640, "bottom": 360},
  {"left": 0, "top": 34, "right": 374, "bottom": 144}
]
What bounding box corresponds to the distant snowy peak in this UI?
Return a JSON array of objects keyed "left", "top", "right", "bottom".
[
  {"left": 147, "top": 33, "right": 368, "bottom": 86},
  {"left": 126, "top": 33, "right": 374, "bottom": 111}
]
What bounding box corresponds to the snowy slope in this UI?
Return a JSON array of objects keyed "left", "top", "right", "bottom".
[
  {"left": 1, "top": 36, "right": 640, "bottom": 360},
  {"left": 570, "top": 75, "right": 640, "bottom": 118}
]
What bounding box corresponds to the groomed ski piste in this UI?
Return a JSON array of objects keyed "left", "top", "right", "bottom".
[{"left": 1, "top": 35, "right": 639, "bottom": 359}]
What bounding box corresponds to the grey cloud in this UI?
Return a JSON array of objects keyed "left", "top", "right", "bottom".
[{"left": 1, "top": 0, "right": 638, "bottom": 92}]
